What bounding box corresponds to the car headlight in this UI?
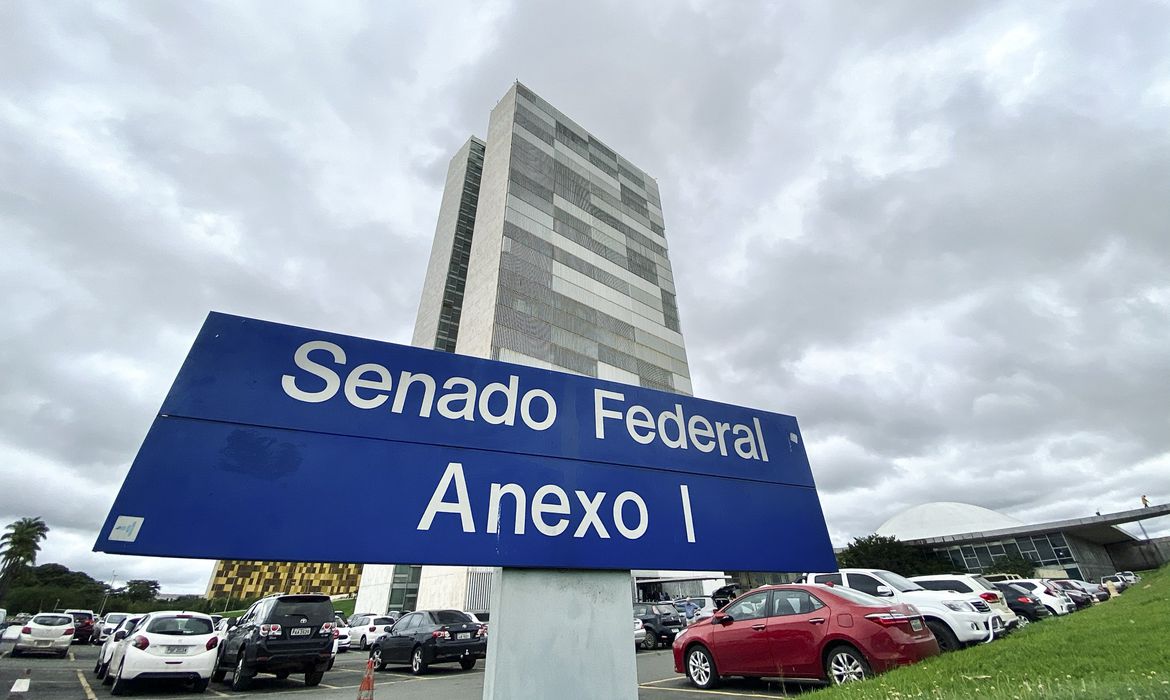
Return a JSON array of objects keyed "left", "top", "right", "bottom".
[{"left": 942, "top": 600, "right": 975, "bottom": 612}]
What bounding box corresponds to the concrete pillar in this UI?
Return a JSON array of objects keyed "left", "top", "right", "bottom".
[{"left": 483, "top": 569, "right": 636, "bottom": 700}]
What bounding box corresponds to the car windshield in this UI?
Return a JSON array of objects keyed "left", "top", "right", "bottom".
[
  {"left": 653, "top": 605, "right": 677, "bottom": 615},
  {"left": 145, "top": 616, "right": 213, "bottom": 636},
  {"left": 999, "top": 583, "right": 1030, "bottom": 596},
  {"left": 873, "top": 570, "right": 924, "bottom": 592},
  {"left": 822, "top": 586, "right": 888, "bottom": 607},
  {"left": 32, "top": 615, "right": 72, "bottom": 626},
  {"left": 105, "top": 614, "right": 127, "bottom": 624},
  {"left": 431, "top": 611, "right": 472, "bottom": 625}
]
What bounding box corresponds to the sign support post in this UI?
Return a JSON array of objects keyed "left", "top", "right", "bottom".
[{"left": 484, "top": 569, "right": 636, "bottom": 700}]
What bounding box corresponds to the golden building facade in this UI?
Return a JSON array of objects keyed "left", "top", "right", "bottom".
[{"left": 205, "top": 561, "right": 363, "bottom": 601}]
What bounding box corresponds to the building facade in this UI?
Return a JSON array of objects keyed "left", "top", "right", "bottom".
[
  {"left": 204, "top": 560, "right": 362, "bottom": 602},
  {"left": 355, "top": 82, "right": 719, "bottom": 617}
]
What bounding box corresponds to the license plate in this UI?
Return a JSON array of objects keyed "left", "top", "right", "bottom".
[
  {"left": 165, "top": 646, "right": 188, "bottom": 655},
  {"left": 35, "top": 640, "right": 51, "bottom": 647},
  {"left": 910, "top": 619, "right": 923, "bottom": 631},
  {"left": 290, "top": 628, "right": 311, "bottom": 637},
  {"left": 456, "top": 632, "right": 471, "bottom": 640}
]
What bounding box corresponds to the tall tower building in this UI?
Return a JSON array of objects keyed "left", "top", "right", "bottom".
[{"left": 354, "top": 82, "right": 715, "bottom": 617}]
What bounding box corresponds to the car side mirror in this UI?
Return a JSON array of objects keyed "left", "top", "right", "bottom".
[
  {"left": 114, "top": 630, "right": 128, "bottom": 641},
  {"left": 875, "top": 585, "right": 894, "bottom": 597},
  {"left": 714, "top": 613, "right": 733, "bottom": 625},
  {"left": 226, "top": 617, "right": 238, "bottom": 628},
  {"left": 383, "top": 625, "right": 393, "bottom": 633}
]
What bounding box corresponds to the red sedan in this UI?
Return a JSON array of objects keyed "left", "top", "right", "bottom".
[{"left": 672, "top": 584, "right": 939, "bottom": 688}]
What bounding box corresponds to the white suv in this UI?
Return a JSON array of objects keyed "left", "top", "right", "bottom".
[
  {"left": 910, "top": 574, "right": 1020, "bottom": 628},
  {"left": 804, "top": 569, "right": 1004, "bottom": 652},
  {"left": 1013, "top": 579, "right": 1075, "bottom": 615}
]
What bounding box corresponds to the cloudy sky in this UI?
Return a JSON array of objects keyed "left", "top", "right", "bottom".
[{"left": 3, "top": 1, "right": 1168, "bottom": 593}]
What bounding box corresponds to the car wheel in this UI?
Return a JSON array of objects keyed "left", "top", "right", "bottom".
[
  {"left": 360, "top": 635, "right": 368, "bottom": 650},
  {"left": 825, "top": 645, "right": 871, "bottom": 685},
  {"left": 410, "top": 646, "right": 428, "bottom": 675},
  {"left": 925, "top": 620, "right": 960, "bottom": 653},
  {"left": 58, "top": 649, "right": 69, "bottom": 659},
  {"left": 371, "top": 646, "right": 386, "bottom": 671},
  {"left": 192, "top": 677, "right": 209, "bottom": 693},
  {"left": 110, "top": 660, "right": 131, "bottom": 696},
  {"left": 459, "top": 657, "right": 476, "bottom": 671},
  {"left": 305, "top": 670, "right": 325, "bottom": 687},
  {"left": 1016, "top": 616, "right": 1030, "bottom": 628},
  {"left": 640, "top": 628, "right": 658, "bottom": 650},
  {"left": 230, "top": 651, "right": 253, "bottom": 691},
  {"left": 8, "top": 648, "right": 19, "bottom": 658},
  {"left": 685, "top": 645, "right": 719, "bottom": 689},
  {"left": 1045, "top": 606, "right": 1057, "bottom": 616},
  {"left": 210, "top": 663, "right": 226, "bottom": 683}
]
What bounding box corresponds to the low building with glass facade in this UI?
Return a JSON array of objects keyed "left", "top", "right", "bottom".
[{"left": 876, "top": 501, "right": 1170, "bottom": 582}]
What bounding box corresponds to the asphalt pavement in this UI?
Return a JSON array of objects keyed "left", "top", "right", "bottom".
[{"left": 0, "top": 637, "right": 819, "bottom": 699}]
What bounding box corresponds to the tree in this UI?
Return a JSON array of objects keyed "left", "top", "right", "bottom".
[
  {"left": 0, "top": 517, "right": 50, "bottom": 598},
  {"left": 987, "top": 553, "right": 1035, "bottom": 578},
  {"left": 122, "top": 579, "right": 161, "bottom": 602},
  {"left": 836, "top": 534, "right": 952, "bottom": 576}
]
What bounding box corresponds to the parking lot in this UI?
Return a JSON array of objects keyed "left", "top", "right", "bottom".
[{"left": 0, "top": 640, "right": 819, "bottom": 700}]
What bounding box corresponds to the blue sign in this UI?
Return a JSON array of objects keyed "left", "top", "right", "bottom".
[{"left": 96, "top": 312, "right": 836, "bottom": 572}]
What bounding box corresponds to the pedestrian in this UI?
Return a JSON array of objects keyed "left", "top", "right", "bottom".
[
  {"left": 683, "top": 599, "right": 699, "bottom": 621},
  {"left": 1141, "top": 494, "right": 1150, "bottom": 508}
]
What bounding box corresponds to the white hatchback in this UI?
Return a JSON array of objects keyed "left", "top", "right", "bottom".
[
  {"left": 11, "top": 613, "right": 74, "bottom": 658},
  {"left": 1013, "top": 579, "right": 1075, "bottom": 615},
  {"left": 105, "top": 611, "right": 218, "bottom": 694},
  {"left": 95, "top": 615, "right": 145, "bottom": 680}
]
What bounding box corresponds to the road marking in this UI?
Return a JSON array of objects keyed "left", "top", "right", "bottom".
[
  {"left": 208, "top": 687, "right": 231, "bottom": 697},
  {"left": 10, "top": 678, "right": 30, "bottom": 693},
  {"left": 636, "top": 682, "right": 780, "bottom": 698},
  {"left": 75, "top": 671, "right": 98, "bottom": 700},
  {"left": 69, "top": 651, "right": 76, "bottom": 661},
  {"left": 320, "top": 683, "right": 340, "bottom": 689}
]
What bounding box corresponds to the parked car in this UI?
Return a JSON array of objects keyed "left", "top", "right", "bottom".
[
  {"left": 368, "top": 609, "right": 486, "bottom": 675},
  {"left": 1012, "top": 579, "right": 1075, "bottom": 615},
  {"left": 349, "top": 614, "right": 398, "bottom": 651},
  {"left": 991, "top": 583, "right": 1051, "bottom": 624},
  {"left": 1064, "top": 579, "right": 1110, "bottom": 602},
  {"left": 910, "top": 574, "right": 1020, "bottom": 629},
  {"left": 1115, "top": 571, "right": 1139, "bottom": 584},
  {"left": 95, "top": 615, "right": 144, "bottom": 680},
  {"left": 673, "top": 584, "right": 939, "bottom": 688},
  {"left": 634, "top": 618, "right": 646, "bottom": 649},
  {"left": 64, "top": 609, "right": 96, "bottom": 644},
  {"left": 103, "top": 611, "right": 217, "bottom": 695},
  {"left": 1049, "top": 580, "right": 1093, "bottom": 609},
  {"left": 982, "top": 573, "right": 1023, "bottom": 582},
  {"left": 94, "top": 612, "right": 129, "bottom": 644},
  {"left": 333, "top": 616, "right": 351, "bottom": 651},
  {"left": 804, "top": 569, "right": 1002, "bottom": 652},
  {"left": 634, "top": 602, "right": 685, "bottom": 650},
  {"left": 1101, "top": 574, "right": 1130, "bottom": 592},
  {"left": 213, "top": 593, "right": 335, "bottom": 690},
  {"left": 10, "top": 613, "right": 75, "bottom": 658}
]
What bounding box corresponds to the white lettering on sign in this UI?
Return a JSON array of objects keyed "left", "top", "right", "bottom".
[
  {"left": 281, "top": 341, "right": 556, "bottom": 431},
  {"left": 280, "top": 341, "right": 772, "bottom": 464},
  {"left": 594, "top": 390, "right": 770, "bottom": 462},
  {"left": 418, "top": 463, "right": 670, "bottom": 542}
]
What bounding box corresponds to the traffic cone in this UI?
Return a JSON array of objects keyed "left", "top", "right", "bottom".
[{"left": 356, "top": 658, "right": 375, "bottom": 700}]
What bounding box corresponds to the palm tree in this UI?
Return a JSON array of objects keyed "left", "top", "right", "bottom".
[{"left": 0, "top": 517, "right": 50, "bottom": 589}]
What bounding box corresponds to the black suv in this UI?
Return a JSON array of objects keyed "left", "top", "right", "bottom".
[
  {"left": 369, "top": 610, "right": 485, "bottom": 675},
  {"left": 213, "top": 594, "right": 335, "bottom": 690},
  {"left": 633, "top": 602, "right": 684, "bottom": 650}
]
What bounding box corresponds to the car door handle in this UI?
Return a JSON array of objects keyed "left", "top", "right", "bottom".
[
  {"left": 807, "top": 618, "right": 826, "bottom": 625},
  {"left": 751, "top": 624, "right": 766, "bottom": 631}
]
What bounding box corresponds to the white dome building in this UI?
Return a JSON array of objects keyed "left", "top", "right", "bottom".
[{"left": 877, "top": 502, "right": 1025, "bottom": 541}]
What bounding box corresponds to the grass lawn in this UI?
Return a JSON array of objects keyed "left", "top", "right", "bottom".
[{"left": 815, "top": 566, "right": 1169, "bottom": 699}]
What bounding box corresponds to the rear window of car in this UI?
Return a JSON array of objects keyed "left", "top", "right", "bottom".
[
  {"left": 917, "top": 579, "right": 973, "bottom": 593},
  {"left": 431, "top": 611, "right": 472, "bottom": 625},
  {"left": 269, "top": 597, "right": 333, "bottom": 623},
  {"left": 70, "top": 612, "right": 94, "bottom": 622},
  {"left": 105, "top": 614, "right": 127, "bottom": 624},
  {"left": 33, "top": 615, "right": 72, "bottom": 626},
  {"left": 372, "top": 617, "right": 395, "bottom": 626},
  {"left": 145, "top": 616, "right": 213, "bottom": 635}
]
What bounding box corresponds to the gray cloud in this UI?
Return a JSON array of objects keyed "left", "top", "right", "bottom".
[{"left": 2, "top": 1, "right": 1168, "bottom": 590}]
